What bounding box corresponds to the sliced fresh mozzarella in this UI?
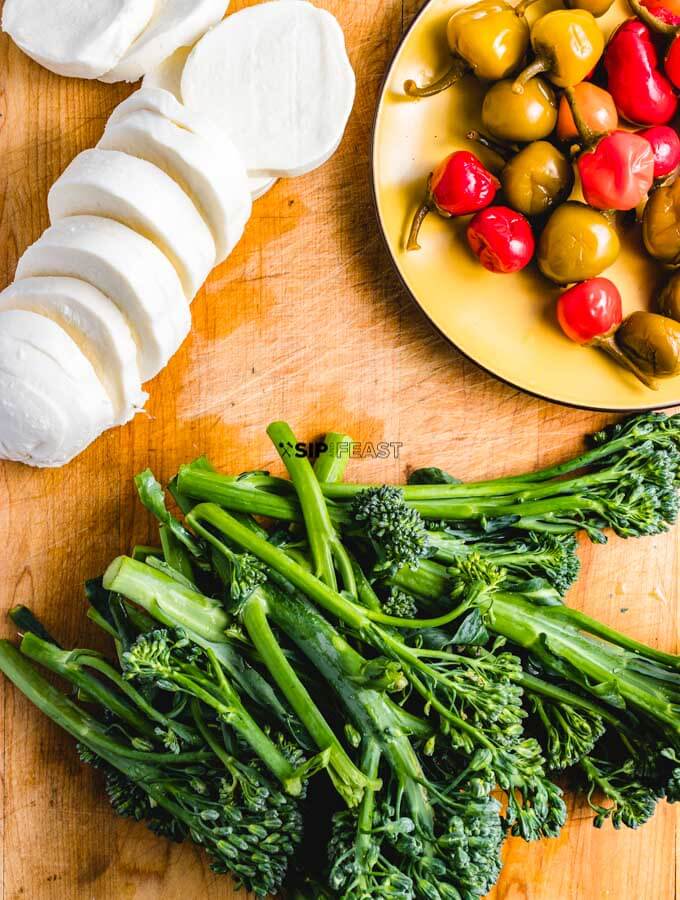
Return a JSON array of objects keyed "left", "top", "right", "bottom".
[
  {"left": 99, "top": 109, "right": 251, "bottom": 262},
  {"left": 181, "top": 1, "right": 356, "bottom": 177},
  {"left": 15, "top": 216, "right": 191, "bottom": 381},
  {"left": 100, "top": 0, "right": 228, "bottom": 84},
  {"left": 142, "top": 45, "right": 192, "bottom": 98},
  {"left": 109, "top": 86, "right": 277, "bottom": 200},
  {"left": 48, "top": 148, "right": 215, "bottom": 300},
  {"left": 2, "top": 0, "right": 154, "bottom": 79},
  {"left": 0, "top": 276, "right": 146, "bottom": 424},
  {"left": 0, "top": 310, "right": 113, "bottom": 468},
  {"left": 108, "top": 86, "right": 226, "bottom": 147}
]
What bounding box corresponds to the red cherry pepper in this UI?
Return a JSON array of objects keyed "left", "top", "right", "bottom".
[
  {"left": 407, "top": 151, "right": 499, "bottom": 251},
  {"left": 577, "top": 131, "right": 655, "bottom": 211},
  {"left": 638, "top": 0, "right": 680, "bottom": 25},
  {"left": 665, "top": 35, "right": 680, "bottom": 88},
  {"left": 631, "top": 0, "right": 680, "bottom": 28},
  {"left": 557, "top": 278, "right": 622, "bottom": 343},
  {"left": 466, "top": 206, "right": 535, "bottom": 273},
  {"left": 557, "top": 278, "right": 657, "bottom": 388},
  {"left": 638, "top": 125, "right": 680, "bottom": 178},
  {"left": 604, "top": 20, "right": 678, "bottom": 126}
]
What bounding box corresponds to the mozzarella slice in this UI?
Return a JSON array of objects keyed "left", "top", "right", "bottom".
[
  {"left": 2, "top": 0, "right": 154, "bottom": 79},
  {"left": 0, "top": 310, "right": 113, "bottom": 468},
  {"left": 100, "top": 109, "right": 251, "bottom": 262},
  {"left": 137, "top": 72, "right": 279, "bottom": 200},
  {"left": 100, "top": 0, "right": 228, "bottom": 84},
  {"left": 110, "top": 85, "right": 276, "bottom": 200},
  {"left": 181, "top": 1, "right": 355, "bottom": 177},
  {"left": 142, "top": 45, "right": 192, "bottom": 98},
  {"left": 0, "top": 276, "right": 146, "bottom": 424},
  {"left": 48, "top": 148, "right": 215, "bottom": 300},
  {"left": 15, "top": 216, "right": 191, "bottom": 382}
]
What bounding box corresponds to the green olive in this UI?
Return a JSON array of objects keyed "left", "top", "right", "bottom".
[
  {"left": 657, "top": 272, "right": 680, "bottom": 322},
  {"left": 616, "top": 311, "right": 680, "bottom": 378},
  {"left": 565, "top": 0, "right": 615, "bottom": 18},
  {"left": 643, "top": 178, "right": 680, "bottom": 266},
  {"left": 501, "top": 142, "right": 574, "bottom": 217},
  {"left": 482, "top": 77, "right": 558, "bottom": 143},
  {"left": 537, "top": 202, "right": 620, "bottom": 285}
]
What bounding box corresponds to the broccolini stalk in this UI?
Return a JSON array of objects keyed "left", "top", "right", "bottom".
[
  {"left": 322, "top": 413, "right": 680, "bottom": 498},
  {"left": 268, "top": 421, "right": 356, "bottom": 597},
  {"left": 486, "top": 591, "right": 680, "bottom": 734},
  {"left": 19, "top": 630, "right": 199, "bottom": 751},
  {"left": 0, "top": 640, "right": 211, "bottom": 765},
  {"left": 104, "top": 556, "right": 370, "bottom": 808},
  {"left": 0, "top": 641, "right": 302, "bottom": 896},
  {"left": 241, "top": 585, "right": 543, "bottom": 888},
  {"left": 135, "top": 469, "right": 206, "bottom": 562},
  {"left": 121, "top": 628, "right": 303, "bottom": 794},
  {"left": 188, "top": 510, "right": 565, "bottom": 839},
  {"left": 178, "top": 463, "right": 305, "bottom": 521},
  {"left": 426, "top": 531, "right": 581, "bottom": 596},
  {"left": 178, "top": 445, "right": 679, "bottom": 544},
  {"left": 314, "top": 431, "right": 353, "bottom": 484},
  {"left": 327, "top": 738, "right": 409, "bottom": 898},
  {"left": 101, "top": 559, "right": 321, "bottom": 790},
  {"left": 239, "top": 590, "right": 376, "bottom": 808}
]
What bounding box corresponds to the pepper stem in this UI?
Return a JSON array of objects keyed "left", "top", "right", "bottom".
[
  {"left": 404, "top": 57, "right": 469, "bottom": 99},
  {"left": 564, "top": 87, "right": 602, "bottom": 148},
  {"left": 512, "top": 57, "right": 549, "bottom": 94},
  {"left": 466, "top": 130, "right": 514, "bottom": 163},
  {"left": 627, "top": 0, "right": 680, "bottom": 34},
  {"left": 406, "top": 188, "right": 433, "bottom": 252},
  {"left": 594, "top": 335, "right": 659, "bottom": 390}
]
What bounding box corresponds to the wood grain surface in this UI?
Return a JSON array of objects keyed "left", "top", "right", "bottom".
[{"left": 0, "top": 0, "right": 677, "bottom": 898}]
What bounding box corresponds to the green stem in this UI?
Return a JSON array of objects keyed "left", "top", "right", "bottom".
[
  {"left": 518, "top": 671, "right": 629, "bottom": 733},
  {"left": 187, "top": 505, "right": 368, "bottom": 631},
  {"left": 354, "top": 739, "right": 382, "bottom": 890},
  {"left": 170, "top": 653, "right": 300, "bottom": 794},
  {"left": 0, "top": 640, "right": 211, "bottom": 765},
  {"left": 512, "top": 56, "right": 549, "bottom": 93},
  {"left": 627, "top": 0, "right": 680, "bottom": 33},
  {"left": 564, "top": 86, "right": 599, "bottom": 147},
  {"left": 546, "top": 606, "right": 680, "bottom": 671},
  {"left": 160, "top": 524, "right": 194, "bottom": 581},
  {"left": 177, "top": 466, "right": 304, "bottom": 520},
  {"left": 488, "top": 593, "right": 680, "bottom": 734},
  {"left": 254, "top": 590, "right": 434, "bottom": 829},
  {"left": 404, "top": 56, "right": 469, "bottom": 98},
  {"left": 268, "top": 421, "right": 339, "bottom": 588},
  {"left": 20, "top": 633, "right": 155, "bottom": 738},
  {"left": 68, "top": 649, "right": 198, "bottom": 743},
  {"left": 314, "top": 432, "right": 353, "bottom": 483},
  {"left": 240, "top": 590, "right": 368, "bottom": 807},
  {"left": 103, "top": 556, "right": 229, "bottom": 643},
  {"left": 268, "top": 422, "right": 356, "bottom": 597},
  {"left": 390, "top": 558, "right": 450, "bottom": 600}
]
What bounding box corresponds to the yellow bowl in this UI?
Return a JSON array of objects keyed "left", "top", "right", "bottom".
[{"left": 372, "top": 0, "right": 680, "bottom": 411}]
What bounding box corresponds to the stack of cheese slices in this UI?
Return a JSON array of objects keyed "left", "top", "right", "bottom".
[{"left": 0, "top": 0, "right": 355, "bottom": 467}]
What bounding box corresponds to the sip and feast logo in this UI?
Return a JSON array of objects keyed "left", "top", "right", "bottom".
[{"left": 277, "top": 439, "right": 403, "bottom": 460}]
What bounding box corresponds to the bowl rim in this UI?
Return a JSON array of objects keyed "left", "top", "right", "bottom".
[{"left": 369, "top": 0, "right": 680, "bottom": 414}]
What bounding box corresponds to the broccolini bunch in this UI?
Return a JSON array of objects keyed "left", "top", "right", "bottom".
[{"left": 0, "top": 411, "right": 677, "bottom": 899}]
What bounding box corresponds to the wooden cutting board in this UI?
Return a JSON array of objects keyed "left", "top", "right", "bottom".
[{"left": 0, "top": 1, "right": 677, "bottom": 897}]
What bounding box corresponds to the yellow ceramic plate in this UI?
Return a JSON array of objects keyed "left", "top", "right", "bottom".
[{"left": 372, "top": 0, "right": 680, "bottom": 411}]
